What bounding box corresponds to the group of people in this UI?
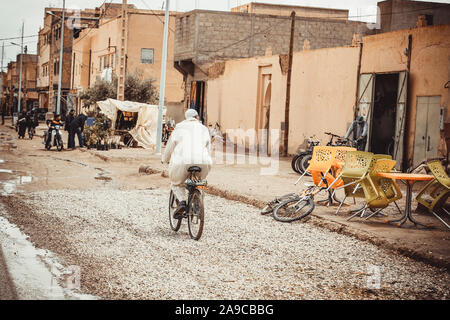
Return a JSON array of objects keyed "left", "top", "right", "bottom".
[
  {"left": 45, "top": 110, "right": 87, "bottom": 150},
  {"left": 13, "top": 108, "right": 87, "bottom": 151}
]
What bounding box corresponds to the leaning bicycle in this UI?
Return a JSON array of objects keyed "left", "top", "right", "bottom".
[{"left": 169, "top": 166, "right": 207, "bottom": 240}]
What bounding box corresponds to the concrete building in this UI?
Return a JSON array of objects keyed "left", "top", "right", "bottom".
[
  {"left": 232, "top": 2, "right": 349, "bottom": 19},
  {"left": 378, "top": 0, "right": 450, "bottom": 33},
  {"left": 71, "top": 5, "right": 184, "bottom": 120},
  {"left": 3, "top": 53, "right": 39, "bottom": 115},
  {"left": 205, "top": 23, "right": 450, "bottom": 171},
  {"left": 36, "top": 5, "right": 102, "bottom": 115},
  {"left": 173, "top": 3, "right": 374, "bottom": 123}
]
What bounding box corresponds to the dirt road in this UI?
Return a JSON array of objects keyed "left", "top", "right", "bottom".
[{"left": 0, "top": 125, "right": 449, "bottom": 300}]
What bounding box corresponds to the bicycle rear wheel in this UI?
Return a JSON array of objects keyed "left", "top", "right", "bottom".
[
  {"left": 291, "top": 154, "right": 301, "bottom": 173},
  {"left": 169, "top": 191, "right": 182, "bottom": 232},
  {"left": 273, "top": 196, "right": 315, "bottom": 223},
  {"left": 296, "top": 153, "right": 312, "bottom": 176},
  {"left": 187, "top": 190, "right": 204, "bottom": 240}
]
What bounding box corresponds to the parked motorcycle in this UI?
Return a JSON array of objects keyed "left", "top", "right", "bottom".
[{"left": 43, "top": 124, "right": 64, "bottom": 151}]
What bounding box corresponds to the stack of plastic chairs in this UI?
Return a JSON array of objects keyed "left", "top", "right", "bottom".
[
  {"left": 333, "top": 151, "right": 374, "bottom": 215},
  {"left": 416, "top": 159, "right": 450, "bottom": 229},
  {"left": 296, "top": 146, "right": 337, "bottom": 188},
  {"left": 356, "top": 158, "right": 403, "bottom": 221}
]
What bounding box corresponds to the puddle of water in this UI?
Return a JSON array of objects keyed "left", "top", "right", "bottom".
[
  {"left": 0, "top": 213, "right": 97, "bottom": 300},
  {"left": 0, "top": 173, "right": 33, "bottom": 195}
]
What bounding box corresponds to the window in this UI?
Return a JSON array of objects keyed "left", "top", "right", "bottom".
[
  {"left": 104, "top": 55, "right": 108, "bottom": 68},
  {"left": 141, "top": 48, "right": 154, "bottom": 64},
  {"left": 99, "top": 57, "right": 102, "bottom": 70},
  {"left": 110, "top": 54, "right": 114, "bottom": 69},
  {"left": 425, "top": 14, "right": 433, "bottom": 26}
]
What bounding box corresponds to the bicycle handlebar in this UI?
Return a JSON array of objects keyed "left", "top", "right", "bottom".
[{"left": 324, "top": 132, "right": 343, "bottom": 139}]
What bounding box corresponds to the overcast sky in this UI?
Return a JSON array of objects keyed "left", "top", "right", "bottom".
[{"left": 0, "top": 0, "right": 449, "bottom": 69}]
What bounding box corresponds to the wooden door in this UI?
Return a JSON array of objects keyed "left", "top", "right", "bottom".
[{"left": 413, "top": 96, "right": 442, "bottom": 166}]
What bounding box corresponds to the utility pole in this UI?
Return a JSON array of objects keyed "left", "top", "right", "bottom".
[
  {"left": 17, "top": 22, "right": 24, "bottom": 114},
  {"left": 117, "top": 0, "right": 128, "bottom": 101},
  {"left": 283, "top": 11, "right": 295, "bottom": 157},
  {"left": 56, "top": 0, "right": 66, "bottom": 116},
  {"left": 156, "top": 0, "right": 170, "bottom": 154},
  {"left": 1, "top": 42, "right": 4, "bottom": 115}
]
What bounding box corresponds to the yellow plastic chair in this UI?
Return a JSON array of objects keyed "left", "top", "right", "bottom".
[
  {"left": 332, "top": 151, "right": 374, "bottom": 215},
  {"left": 416, "top": 159, "right": 450, "bottom": 229},
  {"left": 327, "top": 146, "right": 357, "bottom": 190},
  {"left": 361, "top": 159, "right": 403, "bottom": 221}
]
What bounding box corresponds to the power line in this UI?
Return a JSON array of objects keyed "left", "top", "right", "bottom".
[
  {"left": 0, "top": 35, "right": 38, "bottom": 41},
  {"left": 140, "top": 0, "right": 175, "bottom": 33}
]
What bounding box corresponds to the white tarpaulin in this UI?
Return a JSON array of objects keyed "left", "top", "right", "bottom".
[{"left": 96, "top": 98, "right": 166, "bottom": 150}]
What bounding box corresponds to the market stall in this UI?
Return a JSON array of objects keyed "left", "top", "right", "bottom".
[{"left": 96, "top": 98, "right": 166, "bottom": 150}]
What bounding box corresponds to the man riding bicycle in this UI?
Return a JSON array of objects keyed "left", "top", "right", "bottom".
[{"left": 162, "top": 109, "right": 212, "bottom": 219}]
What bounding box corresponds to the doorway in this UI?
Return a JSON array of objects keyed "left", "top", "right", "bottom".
[
  {"left": 369, "top": 73, "right": 399, "bottom": 155},
  {"left": 256, "top": 65, "right": 272, "bottom": 153},
  {"left": 189, "top": 81, "right": 206, "bottom": 124},
  {"left": 413, "top": 96, "right": 441, "bottom": 166}
]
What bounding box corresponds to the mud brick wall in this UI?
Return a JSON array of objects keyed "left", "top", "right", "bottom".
[{"left": 174, "top": 10, "right": 374, "bottom": 65}]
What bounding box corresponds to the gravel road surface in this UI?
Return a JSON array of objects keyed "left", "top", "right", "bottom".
[{"left": 2, "top": 187, "right": 449, "bottom": 300}]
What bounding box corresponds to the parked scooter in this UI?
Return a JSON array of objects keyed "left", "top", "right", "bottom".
[{"left": 43, "top": 124, "right": 64, "bottom": 151}]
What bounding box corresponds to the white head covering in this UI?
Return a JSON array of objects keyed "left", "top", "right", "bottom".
[{"left": 185, "top": 109, "right": 199, "bottom": 120}]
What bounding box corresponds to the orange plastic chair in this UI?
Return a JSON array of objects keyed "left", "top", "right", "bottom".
[{"left": 308, "top": 146, "right": 337, "bottom": 187}]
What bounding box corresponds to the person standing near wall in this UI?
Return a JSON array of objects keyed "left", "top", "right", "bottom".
[
  {"left": 345, "top": 115, "right": 368, "bottom": 151},
  {"left": 68, "top": 113, "right": 87, "bottom": 150}
]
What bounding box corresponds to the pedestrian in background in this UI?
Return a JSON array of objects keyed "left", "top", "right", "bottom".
[
  {"left": 17, "top": 111, "right": 27, "bottom": 139},
  {"left": 65, "top": 109, "right": 75, "bottom": 147},
  {"left": 68, "top": 113, "right": 87, "bottom": 150}
]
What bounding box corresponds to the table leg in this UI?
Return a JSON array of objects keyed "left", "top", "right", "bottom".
[
  {"left": 405, "top": 181, "right": 429, "bottom": 228},
  {"left": 386, "top": 181, "right": 408, "bottom": 226},
  {"left": 386, "top": 181, "right": 429, "bottom": 228}
]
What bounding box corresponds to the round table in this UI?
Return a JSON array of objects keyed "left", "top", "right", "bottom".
[{"left": 377, "top": 172, "right": 434, "bottom": 228}]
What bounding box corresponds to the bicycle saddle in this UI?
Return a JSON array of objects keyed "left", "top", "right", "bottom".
[{"left": 188, "top": 166, "right": 202, "bottom": 173}]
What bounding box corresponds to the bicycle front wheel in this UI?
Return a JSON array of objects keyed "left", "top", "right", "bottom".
[
  {"left": 187, "top": 190, "right": 204, "bottom": 240},
  {"left": 273, "top": 196, "right": 315, "bottom": 223},
  {"left": 169, "top": 191, "right": 182, "bottom": 232}
]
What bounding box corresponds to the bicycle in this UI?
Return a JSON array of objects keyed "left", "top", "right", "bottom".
[
  {"left": 169, "top": 166, "right": 207, "bottom": 240},
  {"left": 260, "top": 193, "right": 298, "bottom": 215},
  {"left": 262, "top": 171, "right": 334, "bottom": 223},
  {"left": 272, "top": 173, "right": 334, "bottom": 223},
  {"left": 325, "top": 132, "right": 354, "bottom": 147},
  {"left": 291, "top": 135, "right": 319, "bottom": 175}
]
